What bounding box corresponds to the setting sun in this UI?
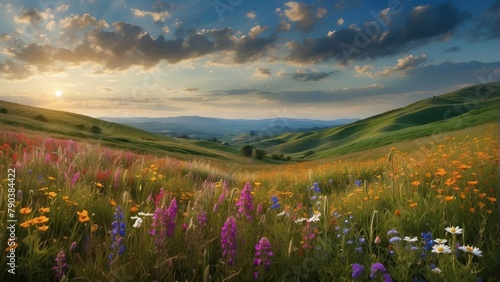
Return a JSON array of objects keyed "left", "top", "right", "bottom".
[{"left": 54, "top": 90, "right": 63, "bottom": 97}]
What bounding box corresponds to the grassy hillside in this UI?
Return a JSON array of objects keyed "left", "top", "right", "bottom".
[
  {"left": 0, "top": 100, "right": 248, "bottom": 161},
  {"left": 259, "top": 82, "right": 499, "bottom": 159},
  {"left": 1, "top": 82, "right": 498, "bottom": 162}
]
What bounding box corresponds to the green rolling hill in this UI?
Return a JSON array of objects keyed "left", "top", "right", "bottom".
[
  {"left": 0, "top": 100, "right": 249, "bottom": 162},
  {"left": 249, "top": 82, "right": 500, "bottom": 159}
]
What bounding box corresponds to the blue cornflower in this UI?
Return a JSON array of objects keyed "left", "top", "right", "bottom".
[
  {"left": 359, "top": 237, "right": 366, "bottom": 244},
  {"left": 421, "top": 231, "right": 434, "bottom": 251},
  {"left": 387, "top": 229, "right": 399, "bottom": 236},
  {"left": 355, "top": 180, "right": 362, "bottom": 187},
  {"left": 270, "top": 196, "right": 280, "bottom": 209},
  {"left": 389, "top": 236, "right": 402, "bottom": 244},
  {"left": 312, "top": 182, "right": 321, "bottom": 193}
]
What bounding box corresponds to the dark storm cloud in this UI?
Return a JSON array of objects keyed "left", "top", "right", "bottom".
[
  {"left": 286, "top": 2, "right": 469, "bottom": 64},
  {"left": 443, "top": 46, "right": 461, "bottom": 53},
  {"left": 232, "top": 34, "right": 277, "bottom": 64},
  {"left": 291, "top": 70, "right": 335, "bottom": 81}
]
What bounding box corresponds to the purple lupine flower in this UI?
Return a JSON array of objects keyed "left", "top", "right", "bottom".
[
  {"left": 221, "top": 216, "right": 237, "bottom": 266},
  {"left": 352, "top": 263, "right": 364, "bottom": 279},
  {"left": 150, "top": 197, "right": 178, "bottom": 247},
  {"left": 253, "top": 237, "right": 273, "bottom": 280},
  {"left": 166, "top": 198, "right": 177, "bottom": 237},
  {"left": 236, "top": 182, "right": 254, "bottom": 221},
  {"left": 71, "top": 171, "right": 80, "bottom": 185},
  {"left": 109, "top": 205, "right": 126, "bottom": 266},
  {"left": 256, "top": 203, "right": 263, "bottom": 217},
  {"left": 53, "top": 250, "right": 69, "bottom": 281},
  {"left": 196, "top": 209, "right": 207, "bottom": 227},
  {"left": 218, "top": 180, "right": 230, "bottom": 204}
]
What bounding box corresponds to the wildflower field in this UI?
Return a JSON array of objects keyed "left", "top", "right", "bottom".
[{"left": 1, "top": 122, "right": 498, "bottom": 281}]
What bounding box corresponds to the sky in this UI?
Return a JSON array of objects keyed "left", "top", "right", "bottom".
[{"left": 0, "top": 0, "right": 498, "bottom": 120}]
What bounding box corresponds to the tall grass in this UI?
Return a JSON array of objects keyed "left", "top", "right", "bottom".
[{"left": 0, "top": 123, "right": 498, "bottom": 281}]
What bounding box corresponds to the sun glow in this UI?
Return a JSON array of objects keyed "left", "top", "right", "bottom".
[{"left": 54, "top": 90, "right": 63, "bottom": 97}]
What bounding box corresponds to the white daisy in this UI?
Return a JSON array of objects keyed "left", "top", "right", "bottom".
[
  {"left": 431, "top": 244, "right": 452, "bottom": 254},
  {"left": 404, "top": 236, "right": 418, "bottom": 243},
  {"left": 445, "top": 226, "right": 463, "bottom": 234},
  {"left": 307, "top": 212, "right": 321, "bottom": 222},
  {"left": 433, "top": 238, "right": 448, "bottom": 244},
  {"left": 458, "top": 245, "right": 483, "bottom": 257}
]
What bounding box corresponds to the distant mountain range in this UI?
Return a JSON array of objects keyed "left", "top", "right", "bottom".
[{"left": 100, "top": 116, "right": 358, "bottom": 139}]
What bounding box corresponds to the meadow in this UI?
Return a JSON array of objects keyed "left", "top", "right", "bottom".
[{"left": 0, "top": 122, "right": 498, "bottom": 281}]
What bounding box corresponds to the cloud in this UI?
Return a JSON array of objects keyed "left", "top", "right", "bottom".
[
  {"left": 468, "top": 2, "right": 498, "bottom": 41},
  {"left": 1, "top": 19, "right": 278, "bottom": 77},
  {"left": 276, "top": 19, "right": 291, "bottom": 32},
  {"left": 14, "top": 8, "right": 52, "bottom": 25},
  {"left": 337, "top": 18, "right": 344, "bottom": 25},
  {"left": 46, "top": 20, "right": 56, "bottom": 31},
  {"left": 443, "top": 46, "right": 461, "bottom": 53},
  {"left": 248, "top": 25, "right": 268, "bottom": 39},
  {"left": 182, "top": 87, "right": 199, "bottom": 92},
  {"left": 255, "top": 67, "right": 271, "bottom": 78},
  {"left": 131, "top": 8, "right": 170, "bottom": 22},
  {"left": 59, "top": 13, "right": 110, "bottom": 31},
  {"left": 375, "top": 54, "right": 427, "bottom": 76},
  {"left": 56, "top": 4, "right": 70, "bottom": 13},
  {"left": 0, "top": 59, "right": 33, "bottom": 80},
  {"left": 283, "top": 2, "right": 327, "bottom": 33},
  {"left": 232, "top": 33, "right": 277, "bottom": 64},
  {"left": 291, "top": 70, "right": 334, "bottom": 81},
  {"left": 246, "top": 11, "right": 257, "bottom": 19},
  {"left": 285, "top": 2, "right": 468, "bottom": 64},
  {"left": 334, "top": 0, "right": 361, "bottom": 10},
  {"left": 354, "top": 64, "right": 374, "bottom": 77},
  {"left": 355, "top": 54, "right": 427, "bottom": 77}
]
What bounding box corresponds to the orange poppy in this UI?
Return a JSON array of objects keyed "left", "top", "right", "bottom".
[{"left": 20, "top": 207, "right": 32, "bottom": 215}]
